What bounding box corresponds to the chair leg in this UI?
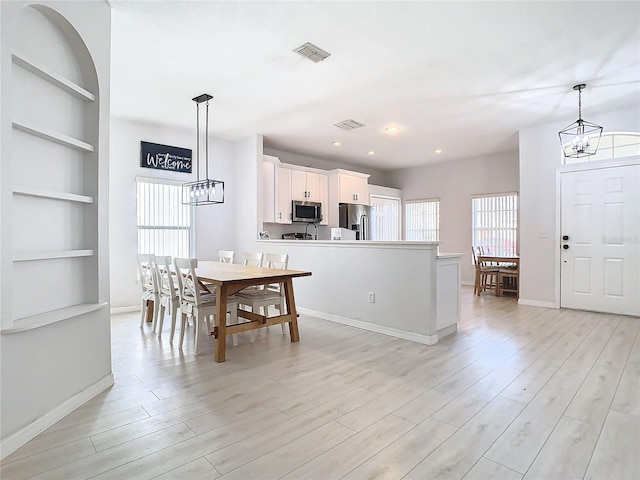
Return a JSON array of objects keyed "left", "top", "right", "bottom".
[
  {"left": 155, "top": 303, "right": 165, "bottom": 334},
  {"left": 140, "top": 299, "right": 146, "bottom": 327},
  {"left": 152, "top": 295, "right": 160, "bottom": 330},
  {"left": 168, "top": 302, "right": 178, "bottom": 343},
  {"left": 279, "top": 299, "right": 286, "bottom": 335},
  {"left": 178, "top": 312, "right": 187, "bottom": 347},
  {"left": 230, "top": 309, "right": 239, "bottom": 347}
]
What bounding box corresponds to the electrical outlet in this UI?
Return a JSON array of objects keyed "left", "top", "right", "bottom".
[{"left": 368, "top": 292, "right": 375, "bottom": 303}]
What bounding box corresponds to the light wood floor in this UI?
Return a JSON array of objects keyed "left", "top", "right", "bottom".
[{"left": 2, "top": 287, "right": 639, "bottom": 480}]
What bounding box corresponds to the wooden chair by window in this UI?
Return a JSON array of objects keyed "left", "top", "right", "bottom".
[
  {"left": 218, "top": 250, "right": 234, "bottom": 264},
  {"left": 137, "top": 254, "right": 159, "bottom": 327},
  {"left": 152, "top": 255, "right": 180, "bottom": 341},
  {"left": 472, "top": 247, "right": 499, "bottom": 296},
  {"left": 236, "top": 253, "right": 290, "bottom": 338},
  {"left": 173, "top": 258, "right": 239, "bottom": 355}
]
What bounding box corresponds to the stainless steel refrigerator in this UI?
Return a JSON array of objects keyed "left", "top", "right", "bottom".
[{"left": 339, "top": 203, "right": 374, "bottom": 240}]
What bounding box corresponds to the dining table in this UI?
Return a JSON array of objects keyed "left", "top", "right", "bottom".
[
  {"left": 195, "top": 261, "right": 312, "bottom": 362},
  {"left": 476, "top": 254, "right": 520, "bottom": 297}
]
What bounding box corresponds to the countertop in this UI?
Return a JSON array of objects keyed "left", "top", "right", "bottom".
[{"left": 257, "top": 239, "right": 462, "bottom": 257}]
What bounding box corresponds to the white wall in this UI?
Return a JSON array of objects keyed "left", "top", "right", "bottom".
[
  {"left": 0, "top": 0, "right": 111, "bottom": 452},
  {"left": 109, "top": 117, "right": 238, "bottom": 309},
  {"left": 518, "top": 106, "right": 640, "bottom": 306},
  {"left": 385, "top": 152, "right": 519, "bottom": 284}
]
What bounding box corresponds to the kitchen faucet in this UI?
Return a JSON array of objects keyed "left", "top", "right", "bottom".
[{"left": 305, "top": 222, "right": 318, "bottom": 240}]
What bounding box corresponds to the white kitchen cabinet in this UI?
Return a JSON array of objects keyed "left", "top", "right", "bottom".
[
  {"left": 262, "top": 156, "right": 292, "bottom": 224},
  {"left": 275, "top": 167, "right": 292, "bottom": 223},
  {"left": 335, "top": 171, "right": 370, "bottom": 205},
  {"left": 291, "top": 169, "right": 323, "bottom": 203}
]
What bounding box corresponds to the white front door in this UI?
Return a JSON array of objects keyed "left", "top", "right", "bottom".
[{"left": 560, "top": 163, "right": 640, "bottom": 315}]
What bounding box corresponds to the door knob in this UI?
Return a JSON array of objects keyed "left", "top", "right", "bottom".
[
  {"left": 562, "top": 235, "right": 569, "bottom": 241},
  {"left": 563, "top": 244, "right": 569, "bottom": 249}
]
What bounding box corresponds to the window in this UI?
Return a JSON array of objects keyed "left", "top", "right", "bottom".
[
  {"left": 370, "top": 195, "right": 400, "bottom": 241},
  {"left": 564, "top": 132, "right": 640, "bottom": 164},
  {"left": 136, "top": 177, "right": 193, "bottom": 258},
  {"left": 472, "top": 193, "right": 518, "bottom": 256},
  {"left": 405, "top": 199, "right": 439, "bottom": 241}
]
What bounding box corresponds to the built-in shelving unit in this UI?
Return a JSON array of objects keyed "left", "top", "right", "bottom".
[
  {"left": 6, "top": 40, "right": 100, "bottom": 330},
  {"left": 12, "top": 121, "right": 94, "bottom": 152},
  {"left": 1, "top": 302, "right": 107, "bottom": 334},
  {"left": 14, "top": 250, "right": 94, "bottom": 262},
  {"left": 11, "top": 52, "right": 96, "bottom": 102},
  {"left": 13, "top": 186, "right": 94, "bottom": 204}
]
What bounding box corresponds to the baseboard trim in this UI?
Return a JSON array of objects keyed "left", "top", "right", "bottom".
[
  {"left": 518, "top": 299, "right": 557, "bottom": 309},
  {"left": 0, "top": 373, "right": 114, "bottom": 460},
  {"left": 298, "top": 307, "right": 439, "bottom": 346},
  {"left": 110, "top": 305, "right": 138, "bottom": 315}
]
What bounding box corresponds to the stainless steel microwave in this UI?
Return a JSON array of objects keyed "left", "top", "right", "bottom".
[{"left": 292, "top": 200, "right": 322, "bottom": 223}]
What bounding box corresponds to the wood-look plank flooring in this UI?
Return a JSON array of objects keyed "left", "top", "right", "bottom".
[{"left": 2, "top": 287, "right": 639, "bottom": 479}]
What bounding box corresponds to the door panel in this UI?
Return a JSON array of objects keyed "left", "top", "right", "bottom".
[{"left": 560, "top": 164, "right": 639, "bottom": 315}]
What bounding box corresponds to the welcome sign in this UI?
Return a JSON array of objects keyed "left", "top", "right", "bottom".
[{"left": 140, "top": 141, "right": 192, "bottom": 173}]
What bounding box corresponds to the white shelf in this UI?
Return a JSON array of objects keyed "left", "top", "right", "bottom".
[
  {"left": 13, "top": 185, "right": 94, "bottom": 204},
  {"left": 12, "top": 121, "right": 94, "bottom": 152},
  {"left": 14, "top": 249, "right": 94, "bottom": 262},
  {"left": 1, "top": 302, "right": 107, "bottom": 334},
  {"left": 11, "top": 52, "right": 96, "bottom": 102}
]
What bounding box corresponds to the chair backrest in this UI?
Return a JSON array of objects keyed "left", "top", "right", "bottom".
[
  {"left": 243, "top": 252, "right": 263, "bottom": 267},
  {"left": 173, "top": 257, "right": 203, "bottom": 307},
  {"left": 137, "top": 254, "right": 157, "bottom": 293},
  {"left": 471, "top": 246, "right": 478, "bottom": 266},
  {"left": 153, "top": 255, "right": 177, "bottom": 300},
  {"left": 264, "top": 253, "right": 289, "bottom": 270},
  {"left": 218, "top": 250, "right": 234, "bottom": 264},
  {"left": 264, "top": 253, "right": 289, "bottom": 292}
]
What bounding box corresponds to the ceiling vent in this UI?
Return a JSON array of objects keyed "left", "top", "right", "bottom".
[
  {"left": 293, "top": 42, "right": 331, "bottom": 63},
  {"left": 334, "top": 119, "right": 366, "bottom": 130}
]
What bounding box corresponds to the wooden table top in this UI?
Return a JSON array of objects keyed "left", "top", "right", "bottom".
[{"left": 195, "top": 261, "right": 312, "bottom": 286}]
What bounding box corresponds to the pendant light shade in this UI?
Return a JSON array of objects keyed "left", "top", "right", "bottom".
[
  {"left": 558, "top": 84, "right": 603, "bottom": 159},
  {"left": 182, "top": 93, "right": 224, "bottom": 205}
]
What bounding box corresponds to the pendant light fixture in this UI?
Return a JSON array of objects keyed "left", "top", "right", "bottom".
[
  {"left": 558, "top": 84, "right": 603, "bottom": 158},
  {"left": 182, "top": 93, "right": 224, "bottom": 205}
]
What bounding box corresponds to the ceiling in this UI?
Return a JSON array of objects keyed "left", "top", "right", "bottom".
[{"left": 109, "top": 1, "right": 640, "bottom": 171}]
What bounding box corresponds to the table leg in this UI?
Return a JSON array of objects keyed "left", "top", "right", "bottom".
[
  {"left": 146, "top": 300, "right": 154, "bottom": 322},
  {"left": 475, "top": 268, "right": 481, "bottom": 296},
  {"left": 284, "top": 278, "right": 300, "bottom": 343},
  {"left": 215, "top": 285, "right": 227, "bottom": 363}
]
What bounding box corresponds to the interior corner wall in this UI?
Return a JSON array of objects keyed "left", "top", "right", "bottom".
[
  {"left": 518, "top": 106, "right": 640, "bottom": 306},
  {"left": 235, "top": 135, "right": 263, "bottom": 256},
  {"left": 108, "top": 117, "right": 237, "bottom": 309},
  {"left": 385, "top": 152, "right": 520, "bottom": 285},
  {"left": 0, "top": 0, "right": 111, "bottom": 453}
]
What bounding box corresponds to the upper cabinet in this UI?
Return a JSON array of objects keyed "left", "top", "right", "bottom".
[
  {"left": 291, "top": 170, "right": 323, "bottom": 203},
  {"left": 262, "top": 156, "right": 327, "bottom": 225},
  {"left": 330, "top": 170, "right": 370, "bottom": 205}
]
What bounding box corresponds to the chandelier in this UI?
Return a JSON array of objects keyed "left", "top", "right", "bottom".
[
  {"left": 558, "top": 84, "right": 603, "bottom": 159},
  {"left": 182, "top": 94, "right": 224, "bottom": 205}
]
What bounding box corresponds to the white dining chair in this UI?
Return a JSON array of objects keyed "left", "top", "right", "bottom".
[
  {"left": 137, "top": 254, "right": 159, "bottom": 328},
  {"left": 173, "top": 257, "right": 239, "bottom": 354},
  {"left": 243, "top": 252, "right": 263, "bottom": 267},
  {"left": 236, "top": 253, "right": 289, "bottom": 338},
  {"left": 218, "top": 250, "right": 234, "bottom": 264},
  {"left": 152, "top": 255, "right": 180, "bottom": 341}
]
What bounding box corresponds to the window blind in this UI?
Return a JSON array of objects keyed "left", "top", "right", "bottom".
[
  {"left": 405, "top": 200, "right": 439, "bottom": 241},
  {"left": 472, "top": 193, "right": 518, "bottom": 256}
]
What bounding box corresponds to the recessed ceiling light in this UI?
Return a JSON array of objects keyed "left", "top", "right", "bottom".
[
  {"left": 434, "top": 149, "right": 443, "bottom": 154},
  {"left": 333, "top": 141, "right": 341, "bottom": 147},
  {"left": 368, "top": 150, "right": 375, "bottom": 155},
  {"left": 385, "top": 126, "right": 399, "bottom": 133}
]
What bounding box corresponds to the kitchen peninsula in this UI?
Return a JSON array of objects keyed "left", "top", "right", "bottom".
[{"left": 256, "top": 239, "right": 461, "bottom": 345}]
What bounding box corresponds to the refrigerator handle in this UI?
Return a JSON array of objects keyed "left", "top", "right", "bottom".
[{"left": 361, "top": 214, "right": 368, "bottom": 241}]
